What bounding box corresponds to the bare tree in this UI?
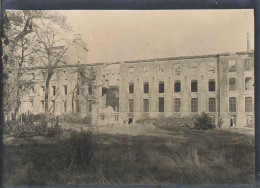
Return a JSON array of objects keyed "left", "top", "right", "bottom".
[{"left": 34, "top": 26, "right": 69, "bottom": 113}]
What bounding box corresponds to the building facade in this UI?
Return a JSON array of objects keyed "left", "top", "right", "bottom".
[{"left": 20, "top": 50, "right": 254, "bottom": 128}]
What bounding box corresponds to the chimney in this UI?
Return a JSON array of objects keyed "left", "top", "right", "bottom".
[{"left": 247, "top": 32, "right": 251, "bottom": 51}]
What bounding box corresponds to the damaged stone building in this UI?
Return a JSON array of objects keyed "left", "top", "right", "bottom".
[{"left": 20, "top": 50, "right": 254, "bottom": 128}]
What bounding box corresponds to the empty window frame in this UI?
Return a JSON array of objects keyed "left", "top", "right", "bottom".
[
  {"left": 159, "top": 81, "right": 164, "bottom": 93},
  {"left": 129, "top": 82, "right": 134, "bottom": 94},
  {"left": 208, "top": 62, "right": 216, "bottom": 73},
  {"left": 143, "top": 82, "right": 149, "bottom": 93},
  {"left": 143, "top": 99, "right": 149, "bottom": 112},
  {"left": 229, "top": 77, "right": 236, "bottom": 91},
  {"left": 191, "top": 80, "right": 198, "bottom": 92},
  {"left": 63, "top": 100, "right": 67, "bottom": 113},
  {"left": 244, "top": 59, "right": 252, "bottom": 71},
  {"left": 245, "top": 77, "right": 253, "bottom": 90},
  {"left": 158, "top": 97, "right": 164, "bottom": 112},
  {"left": 228, "top": 60, "right": 236, "bottom": 72},
  {"left": 51, "top": 100, "right": 55, "bottom": 113},
  {"left": 229, "top": 97, "right": 236, "bottom": 112},
  {"left": 76, "top": 100, "right": 80, "bottom": 113},
  {"left": 129, "top": 99, "right": 134, "bottom": 112},
  {"left": 41, "top": 100, "right": 45, "bottom": 112},
  {"left": 64, "top": 85, "right": 67, "bottom": 95},
  {"left": 88, "top": 100, "right": 92, "bottom": 112},
  {"left": 191, "top": 98, "right": 198, "bottom": 112},
  {"left": 174, "top": 98, "right": 181, "bottom": 112},
  {"left": 52, "top": 86, "right": 56, "bottom": 96},
  {"left": 174, "top": 81, "right": 181, "bottom": 92},
  {"left": 209, "top": 98, "right": 216, "bottom": 112},
  {"left": 245, "top": 97, "right": 253, "bottom": 112},
  {"left": 41, "top": 86, "right": 45, "bottom": 96},
  {"left": 208, "top": 80, "right": 215, "bottom": 92},
  {"left": 88, "top": 83, "right": 93, "bottom": 95}
]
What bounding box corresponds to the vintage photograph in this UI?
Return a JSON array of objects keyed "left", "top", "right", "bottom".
[{"left": 2, "top": 10, "right": 255, "bottom": 185}]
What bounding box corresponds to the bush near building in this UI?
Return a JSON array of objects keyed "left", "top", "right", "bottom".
[
  {"left": 60, "top": 113, "right": 92, "bottom": 125},
  {"left": 194, "top": 112, "right": 216, "bottom": 130},
  {"left": 3, "top": 113, "right": 63, "bottom": 137},
  {"left": 136, "top": 116, "right": 196, "bottom": 128}
]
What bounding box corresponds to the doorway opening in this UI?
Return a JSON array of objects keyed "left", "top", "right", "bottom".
[
  {"left": 128, "top": 118, "right": 133, "bottom": 124},
  {"left": 230, "top": 115, "right": 236, "bottom": 127}
]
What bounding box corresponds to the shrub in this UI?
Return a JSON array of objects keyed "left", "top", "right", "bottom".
[
  {"left": 67, "top": 131, "right": 95, "bottom": 168},
  {"left": 60, "top": 113, "right": 92, "bottom": 125},
  {"left": 152, "top": 116, "right": 196, "bottom": 128},
  {"left": 194, "top": 112, "right": 215, "bottom": 130},
  {"left": 3, "top": 120, "right": 19, "bottom": 135}
]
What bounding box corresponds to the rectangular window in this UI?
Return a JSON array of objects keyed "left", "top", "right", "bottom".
[
  {"left": 41, "top": 100, "right": 44, "bottom": 112},
  {"left": 64, "top": 85, "right": 67, "bottom": 95},
  {"left": 191, "top": 98, "right": 198, "bottom": 112},
  {"left": 244, "top": 59, "right": 251, "bottom": 71},
  {"left": 144, "top": 82, "right": 149, "bottom": 93},
  {"left": 159, "top": 81, "right": 164, "bottom": 93},
  {"left": 191, "top": 80, "right": 198, "bottom": 92},
  {"left": 51, "top": 100, "right": 55, "bottom": 113},
  {"left": 174, "top": 81, "right": 181, "bottom": 92},
  {"left": 88, "top": 83, "right": 93, "bottom": 95},
  {"left": 143, "top": 99, "right": 149, "bottom": 112},
  {"left": 245, "top": 77, "right": 253, "bottom": 90},
  {"left": 229, "top": 77, "right": 236, "bottom": 91},
  {"left": 41, "top": 86, "right": 45, "bottom": 96},
  {"left": 77, "top": 86, "right": 80, "bottom": 95},
  {"left": 129, "top": 99, "right": 134, "bottom": 112},
  {"left": 63, "top": 100, "right": 67, "bottom": 113},
  {"left": 174, "top": 98, "right": 181, "bottom": 112},
  {"left": 245, "top": 97, "right": 253, "bottom": 112},
  {"left": 88, "top": 100, "right": 92, "bottom": 112},
  {"left": 228, "top": 60, "right": 236, "bottom": 72},
  {"left": 229, "top": 97, "right": 236, "bottom": 112},
  {"left": 158, "top": 97, "right": 164, "bottom": 112},
  {"left": 208, "top": 80, "right": 215, "bottom": 92},
  {"left": 209, "top": 98, "right": 216, "bottom": 112},
  {"left": 52, "top": 86, "right": 56, "bottom": 96},
  {"left": 76, "top": 100, "right": 80, "bottom": 113},
  {"left": 129, "top": 82, "right": 134, "bottom": 94},
  {"left": 114, "top": 115, "right": 119, "bottom": 121}
]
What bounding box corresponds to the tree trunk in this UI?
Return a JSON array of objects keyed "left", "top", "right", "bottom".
[{"left": 45, "top": 71, "right": 53, "bottom": 113}]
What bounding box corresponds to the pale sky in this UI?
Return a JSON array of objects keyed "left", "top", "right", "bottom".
[{"left": 60, "top": 9, "right": 254, "bottom": 64}]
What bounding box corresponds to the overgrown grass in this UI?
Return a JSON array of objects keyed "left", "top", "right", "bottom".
[{"left": 3, "top": 127, "right": 254, "bottom": 185}]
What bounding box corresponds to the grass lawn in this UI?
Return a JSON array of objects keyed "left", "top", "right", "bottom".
[{"left": 3, "top": 126, "right": 254, "bottom": 185}]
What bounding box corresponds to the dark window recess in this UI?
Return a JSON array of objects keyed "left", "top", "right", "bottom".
[
  {"left": 76, "top": 100, "right": 80, "bottom": 113},
  {"left": 229, "top": 77, "right": 236, "bottom": 91},
  {"left": 88, "top": 84, "right": 92, "bottom": 95},
  {"left": 244, "top": 59, "right": 251, "bottom": 71},
  {"left": 191, "top": 81, "right": 198, "bottom": 92},
  {"left": 174, "top": 98, "right": 181, "bottom": 112},
  {"left": 159, "top": 82, "right": 164, "bottom": 93},
  {"left": 208, "top": 80, "right": 215, "bottom": 92},
  {"left": 209, "top": 98, "right": 216, "bottom": 112},
  {"left": 64, "top": 85, "right": 67, "bottom": 95},
  {"left": 191, "top": 98, "right": 198, "bottom": 112},
  {"left": 77, "top": 86, "right": 80, "bottom": 95},
  {"left": 229, "top": 97, "right": 236, "bottom": 112},
  {"left": 143, "top": 99, "right": 149, "bottom": 112},
  {"left": 158, "top": 97, "right": 164, "bottom": 112},
  {"left": 52, "top": 86, "right": 56, "bottom": 95},
  {"left": 144, "top": 82, "right": 149, "bottom": 93},
  {"left": 88, "top": 100, "right": 92, "bottom": 112},
  {"left": 174, "top": 81, "right": 181, "bottom": 92},
  {"left": 129, "top": 83, "right": 134, "bottom": 94},
  {"left": 64, "top": 100, "right": 67, "bottom": 112},
  {"left": 129, "top": 99, "right": 134, "bottom": 112}
]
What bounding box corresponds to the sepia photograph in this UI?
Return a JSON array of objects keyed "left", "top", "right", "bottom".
[{"left": 2, "top": 9, "right": 255, "bottom": 185}]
